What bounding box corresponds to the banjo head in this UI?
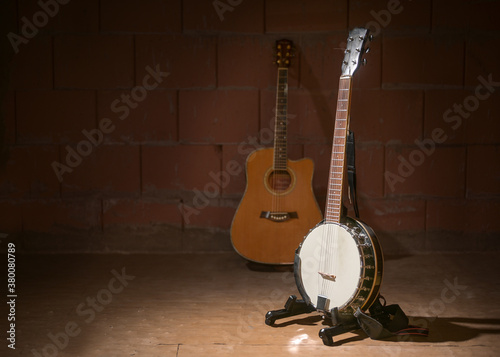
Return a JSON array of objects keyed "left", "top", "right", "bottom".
[{"left": 294, "top": 218, "right": 383, "bottom": 315}]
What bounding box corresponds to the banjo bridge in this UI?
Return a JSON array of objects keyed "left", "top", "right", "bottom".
[{"left": 319, "top": 272, "right": 337, "bottom": 282}]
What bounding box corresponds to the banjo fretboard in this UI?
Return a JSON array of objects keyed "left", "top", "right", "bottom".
[{"left": 325, "top": 76, "right": 352, "bottom": 224}]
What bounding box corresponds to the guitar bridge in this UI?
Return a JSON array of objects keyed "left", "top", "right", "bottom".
[{"left": 260, "top": 211, "right": 298, "bottom": 222}]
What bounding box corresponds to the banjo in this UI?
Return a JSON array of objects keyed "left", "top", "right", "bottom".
[{"left": 294, "top": 28, "right": 384, "bottom": 318}]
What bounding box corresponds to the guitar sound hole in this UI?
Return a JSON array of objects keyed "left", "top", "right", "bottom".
[{"left": 268, "top": 170, "right": 292, "bottom": 193}]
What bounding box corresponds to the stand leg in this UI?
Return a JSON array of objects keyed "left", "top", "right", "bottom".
[
  {"left": 318, "top": 307, "right": 360, "bottom": 346},
  {"left": 266, "top": 297, "right": 376, "bottom": 346},
  {"left": 318, "top": 320, "right": 360, "bottom": 346},
  {"left": 265, "top": 295, "right": 315, "bottom": 326}
]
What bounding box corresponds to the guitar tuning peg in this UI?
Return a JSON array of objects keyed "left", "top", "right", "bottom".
[
  {"left": 365, "top": 47, "right": 370, "bottom": 54},
  {"left": 362, "top": 58, "right": 367, "bottom": 66},
  {"left": 369, "top": 34, "right": 374, "bottom": 41}
]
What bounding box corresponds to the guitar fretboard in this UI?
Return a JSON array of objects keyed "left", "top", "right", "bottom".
[
  {"left": 325, "top": 76, "right": 352, "bottom": 224},
  {"left": 273, "top": 68, "right": 288, "bottom": 170}
]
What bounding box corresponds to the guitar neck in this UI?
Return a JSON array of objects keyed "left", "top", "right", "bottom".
[
  {"left": 325, "top": 75, "right": 352, "bottom": 224},
  {"left": 273, "top": 67, "right": 288, "bottom": 170}
]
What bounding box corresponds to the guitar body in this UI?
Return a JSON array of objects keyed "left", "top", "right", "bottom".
[
  {"left": 295, "top": 217, "right": 383, "bottom": 314},
  {"left": 231, "top": 147, "right": 323, "bottom": 265}
]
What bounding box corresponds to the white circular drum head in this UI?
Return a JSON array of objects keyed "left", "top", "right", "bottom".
[{"left": 298, "top": 223, "right": 361, "bottom": 310}]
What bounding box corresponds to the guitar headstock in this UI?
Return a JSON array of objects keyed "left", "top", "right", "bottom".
[
  {"left": 274, "top": 39, "right": 294, "bottom": 68},
  {"left": 341, "top": 28, "right": 372, "bottom": 76}
]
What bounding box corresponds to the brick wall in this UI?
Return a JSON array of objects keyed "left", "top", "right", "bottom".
[{"left": 0, "top": 0, "right": 499, "bottom": 253}]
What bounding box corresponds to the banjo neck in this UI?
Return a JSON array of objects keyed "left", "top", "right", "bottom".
[{"left": 325, "top": 75, "right": 353, "bottom": 224}]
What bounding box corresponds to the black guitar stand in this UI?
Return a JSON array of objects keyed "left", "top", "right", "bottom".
[
  {"left": 265, "top": 295, "right": 365, "bottom": 346},
  {"left": 265, "top": 294, "right": 429, "bottom": 346},
  {"left": 264, "top": 295, "right": 315, "bottom": 326}
]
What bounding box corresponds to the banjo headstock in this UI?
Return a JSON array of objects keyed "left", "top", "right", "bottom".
[{"left": 341, "top": 28, "right": 372, "bottom": 76}]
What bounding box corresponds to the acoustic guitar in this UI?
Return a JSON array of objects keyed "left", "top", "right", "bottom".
[
  {"left": 231, "top": 39, "right": 323, "bottom": 265},
  {"left": 294, "top": 28, "right": 384, "bottom": 316}
]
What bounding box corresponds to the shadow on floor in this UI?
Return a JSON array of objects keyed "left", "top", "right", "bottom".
[
  {"left": 268, "top": 314, "right": 500, "bottom": 346},
  {"left": 413, "top": 316, "right": 500, "bottom": 343}
]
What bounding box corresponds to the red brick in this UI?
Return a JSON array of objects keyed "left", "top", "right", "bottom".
[
  {"left": 218, "top": 36, "right": 299, "bottom": 88},
  {"left": 179, "top": 89, "right": 259, "bottom": 143},
  {"left": 304, "top": 143, "right": 331, "bottom": 199},
  {"left": 221, "top": 144, "right": 253, "bottom": 196},
  {"left": 103, "top": 198, "right": 182, "bottom": 228},
  {"left": 135, "top": 35, "right": 216, "bottom": 89},
  {"left": 54, "top": 35, "right": 134, "bottom": 89},
  {"left": 384, "top": 146, "right": 466, "bottom": 197},
  {"left": 180, "top": 204, "right": 235, "bottom": 230},
  {"left": 467, "top": 145, "right": 500, "bottom": 197},
  {"left": 261, "top": 88, "right": 336, "bottom": 145},
  {"left": 424, "top": 89, "right": 469, "bottom": 146},
  {"left": 2, "top": 92, "right": 15, "bottom": 145},
  {"left": 183, "top": 0, "right": 263, "bottom": 33},
  {"left": 426, "top": 199, "right": 465, "bottom": 232},
  {"left": 356, "top": 144, "right": 385, "bottom": 198},
  {"left": 382, "top": 35, "right": 464, "bottom": 86},
  {"left": 432, "top": 0, "right": 469, "bottom": 32},
  {"left": 266, "top": 0, "right": 347, "bottom": 32},
  {"left": 54, "top": 0, "right": 99, "bottom": 32},
  {"left": 350, "top": 89, "right": 423, "bottom": 144},
  {"left": 9, "top": 35, "right": 52, "bottom": 89},
  {"left": 299, "top": 34, "right": 345, "bottom": 91},
  {"left": 0, "top": 145, "right": 60, "bottom": 198},
  {"left": 16, "top": 90, "right": 96, "bottom": 144},
  {"left": 97, "top": 89, "right": 178, "bottom": 143},
  {"left": 433, "top": 0, "right": 500, "bottom": 32},
  {"left": 101, "top": 0, "right": 181, "bottom": 33},
  {"left": 426, "top": 89, "right": 500, "bottom": 145},
  {"left": 465, "top": 36, "right": 500, "bottom": 87},
  {"left": 61, "top": 145, "right": 140, "bottom": 195},
  {"left": 2, "top": 0, "right": 17, "bottom": 35},
  {"left": 349, "top": 0, "right": 431, "bottom": 33},
  {"left": 357, "top": 198, "right": 426, "bottom": 233},
  {"left": 427, "top": 199, "right": 500, "bottom": 233},
  {"left": 0, "top": 202, "right": 22, "bottom": 233},
  {"left": 19, "top": 0, "right": 98, "bottom": 33},
  {"left": 142, "top": 145, "right": 221, "bottom": 193},
  {"left": 22, "top": 199, "right": 101, "bottom": 233},
  {"left": 465, "top": 91, "right": 500, "bottom": 144}
]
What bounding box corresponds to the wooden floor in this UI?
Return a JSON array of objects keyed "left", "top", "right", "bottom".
[{"left": 6, "top": 251, "right": 500, "bottom": 356}]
